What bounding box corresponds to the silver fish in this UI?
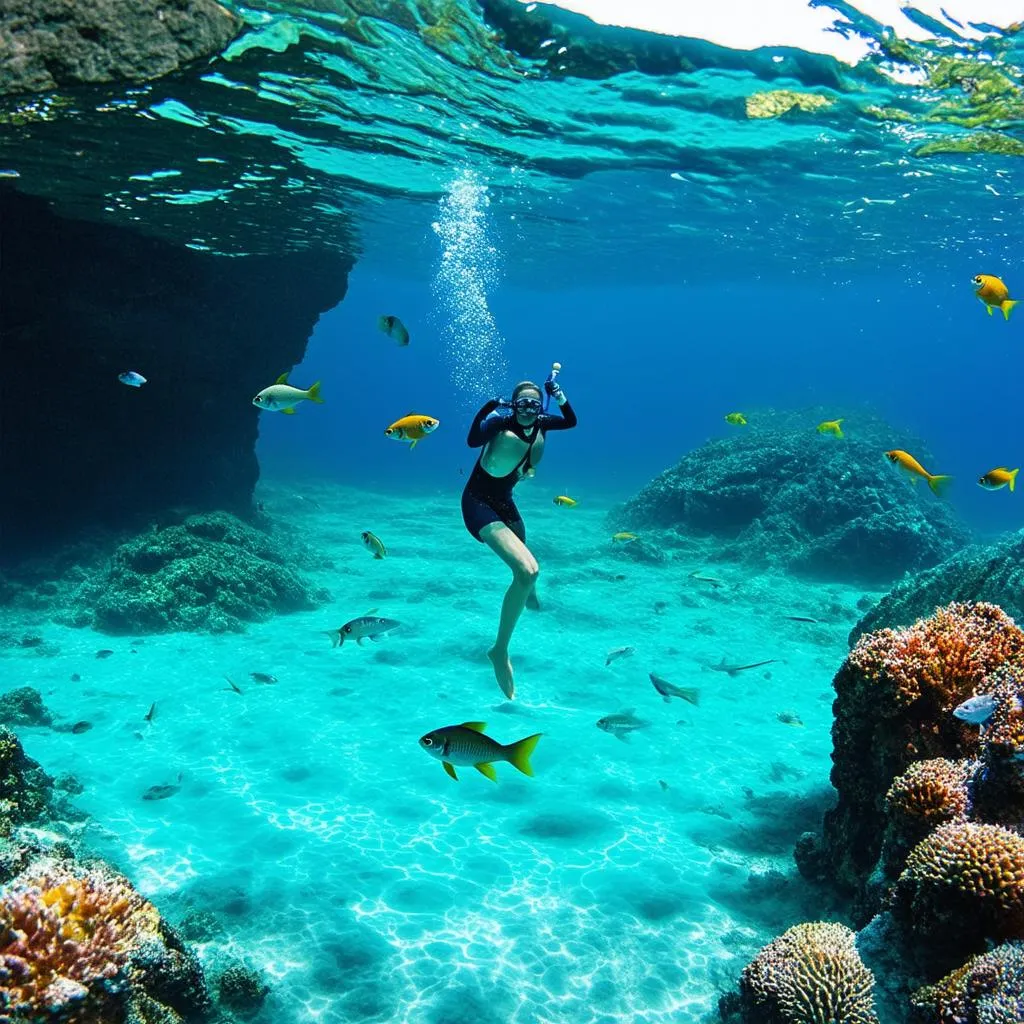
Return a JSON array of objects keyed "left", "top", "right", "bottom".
[
  {"left": 419, "top": 722, "right": 541, "bottom": 781},
  {"left": 327, "top": 616, "right": 401, "bottom": 648},
  {"left": 953, "top": 693, "right": 998, "bottom": 725},
  {"left": 118, "top": 370, "right": 147, "bottom": 387},
  {"left": 649, "top": 673, "right": 699, "bottom": 706},
  {"left": 596, "top": 708, "right": 650, "bottom": 742},
  {"left": 605, "top": 645, "right": 635, "bottom": 667}
]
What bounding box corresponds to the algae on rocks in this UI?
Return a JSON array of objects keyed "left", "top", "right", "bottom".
[{"left": 61, "top": 511, "right": 332, "bottom": 635}]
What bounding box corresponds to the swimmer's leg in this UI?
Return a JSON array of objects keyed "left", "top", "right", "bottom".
[
  {"left": 480, "top": 521, "right": 540, "bottom": 700},
  {"left": 508, "top": 518, "right": 540, "bottom": 611}
]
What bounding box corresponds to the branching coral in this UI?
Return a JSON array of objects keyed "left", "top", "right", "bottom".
[
  {"left": 739, "top": 922, "right": 879, "bottom": 1024},
  {"left": 882, "top": 759, "right": 970, "bottom": 877},
  {"left": 910, "top": 940, "right": 1024, "bottom": 1024},
  {"left": 0, "top": 859, "right": 161, "bottom": 1021},
  {"left": 890, "top": 823, "right": 1024, "bottom": 973},
  {"left": 819, "top": 603, "right": 1024, "bottom": 904}
]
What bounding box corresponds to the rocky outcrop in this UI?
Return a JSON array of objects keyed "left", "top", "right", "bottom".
[
  {"left": 0, "top": 191, "right": 350, "bottom": 564},
  {"left": 0, "top": 0, "right": 241, "bottom": 95},
  {"left": 613, "top": 410, "right": 970, "bottom": 584},
  {"left": 851, "top": 528, "right": 1024, "bottom": 644}
]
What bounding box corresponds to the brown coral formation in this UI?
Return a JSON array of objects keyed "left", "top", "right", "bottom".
[
  {"left": 881, "top": 758, "right": 971, "bottom": 877},
  {"left": 910, "top": 940, "right": 1024, "bottom": 1023},
  {"left": 738, "top": 922, "right": 879, "bottom": 1024},
  {"left": 972, "top": 662, "right": 1024, "bottom": 825},
  {"left": 821, "top": 603, "right": 1024, "bottom": 903}
]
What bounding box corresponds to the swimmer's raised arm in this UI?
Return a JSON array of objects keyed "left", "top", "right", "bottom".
[{"left": 467, "top": 398, "right": 514, "bottom": 447}]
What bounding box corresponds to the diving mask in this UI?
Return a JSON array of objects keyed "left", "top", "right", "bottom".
[{"left": 513, "top": 396, "right": 543, "bottom": 413}]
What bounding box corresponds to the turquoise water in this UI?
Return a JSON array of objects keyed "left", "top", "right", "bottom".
[{"left": 3, "top": 480, "right": 866, "bottom": 1022}]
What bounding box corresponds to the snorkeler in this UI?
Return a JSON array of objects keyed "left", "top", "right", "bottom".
[{"left": 462, "top": 368, "right": 578, "bottom": 699}]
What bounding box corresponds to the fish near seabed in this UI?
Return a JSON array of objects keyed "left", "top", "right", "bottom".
[
  {"left": 817, "top": 419, "right": 843, "bottom": 438},
  {"left": 596, "top": 709, "right": 650, "bottom": 741},
  {"left": 362, "top": 530, "right": 387, "bottom": 559},
  {"left": 385, "top": 414, "right": 439, "bottom": 450},
  {"left": 327, "top": 615, "right": 401, "bottom": 648},
  {"left": 605, "top": 646, "right": 635, "bottom": 667},
  {"left": 253, "top": 373, "right": 324, "bottom": 414},
  {"left": 553, "top": 495, "right": 578, "bottom": 507},
  {"left": 885, "top": 450, "right": 951, "bottom": 497},
  {"left": 953, "top": 693, "right": 1000, "bottom": 725},
  {"left": 724, "top": 412, "right": 747, "bottom": 426},
  {"left": 649, "top": 673, "right": 700, "bottom": 706},
  {"left": 419, "top": 722, "right": 541, "bottom": 781},
  {"left": 973, "top": 274, "right": 1018, "bottom": 320}
]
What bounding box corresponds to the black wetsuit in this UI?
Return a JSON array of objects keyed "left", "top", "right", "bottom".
[{"left": 461, "top": 398, "right": 578, "bottom": 542}]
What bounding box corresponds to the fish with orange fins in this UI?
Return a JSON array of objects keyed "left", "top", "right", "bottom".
[
  {"left": 885, "top": 450, "right": 952, "bottom": 497},
  {"left": 973, "top": 275, "right": 1018, "bottom": 320},
  {"left": 385, "top": 414, "right": 439, "bottom": 450},
  {"left": 978, "top": 467, "right": 1019, "bottom": 493},
  {"left": 817, "top": 419, "right": 844, "bottom": 438}
]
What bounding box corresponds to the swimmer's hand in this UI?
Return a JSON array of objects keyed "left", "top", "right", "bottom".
[{"left": 544, "top": 379, "right": 566, "bottom": 405}]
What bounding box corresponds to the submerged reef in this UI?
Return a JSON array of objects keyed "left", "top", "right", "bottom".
[
  {"left": 0, "top": 0, "right": 241, "bottom": 95},
  {"left": 56, "top": 511, "right": 332, "bottom": 635},
  {"left": 0, "top": 725, "right": 55, "bottom": 838},
  {"left": 725, "top": 601, "right": 1024, "bottom": 1023},
  {"left": 614, "top": 410, "right": 969, "bottom": 583},
  {"left": 851, "top": 528, "right": 1024, "bottom": 643}
]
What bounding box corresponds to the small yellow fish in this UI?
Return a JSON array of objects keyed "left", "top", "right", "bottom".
[
  {"left": 612, "top": 532, "right": 637, "bottom": 543},
  {"left": 361, "top": 530, "right": 387, "bottom": 558},
  {"left": 553, "top": 495, "right": 578, "bottom": 507},
  {"left": 385, "top": 414, "right": 440, "bottom": 450},
  {"left": 885, "top": 449, "right": 951, "bottom": 497},
  {"left": 973, "top": 274, "right": 1018, "bottom": 320},
  {"left": 725, "top": 412, "right": 747, "bottom": 426},
  {"left": 978, "top": 467, "right": 1018, "bottom": 492},
  {"left": 817, "top": 419, "right": 844, "bottom": 438}
]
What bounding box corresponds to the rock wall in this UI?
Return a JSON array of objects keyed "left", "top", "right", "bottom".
[{"left": 0, "top": 189, "right": 350, "bottom": 564}]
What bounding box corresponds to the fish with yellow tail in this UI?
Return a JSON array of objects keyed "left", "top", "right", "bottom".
[
  {"left": 385, "top": 414, "right": 439, "bottom": 450},
  {"left": 817, "top": 419, "right": 844, "bottom": 438},
  {"left": 361, "top": 530, "right": 387, "bottom": 558},
  {"left": 978, "top": 467, "right": 1019, "bottom": 493},
  {"left": 725, "top": 412, "right": 747, "bottom": 426},
  {"left": 326, "top": 615, "right": 401, "bottom": 648},
  {"left": 253, "top": 373, "right": 324, "bottom": 414},
  {"left": 885, "top": 450, "right": 952, "bottom": 497},
  {"left": 612, "top": 532, "right": 637, "bottom": 543},
  {"left": 553, "top": 495, "right": 577, "bottom": 507},
  {"left": 973, "top": 274, "right": 1018, "bottom": 320},
  {"left": 419, "top": 722, "right": 541, "bottom": 781}
]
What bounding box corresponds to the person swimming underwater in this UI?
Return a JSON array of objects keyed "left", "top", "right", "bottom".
[{"left": 462, "top": 373, "right": 578, "bottom": 699}]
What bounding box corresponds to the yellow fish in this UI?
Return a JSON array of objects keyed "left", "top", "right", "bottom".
[
  {"left": 553, "top": 495, "right": 578, "bottom": 507},
  {"left": 612, "top": 532, "right": 637, "bottom": 543},
  {"left": 817, "top": 419, "right": 844, "bottom": 438},
  {"left": 978, "top": 467, "right": 1019, "bottom": 492},
  {"left": 384, "top": 414, "right": 440, "bottom": 450},
  {"left": 973, "top": 274, "right": 1018, "bottom": 320},
  {"left": 885, "top": 449, "right": 951, "bottom": 497},
  {"left": 361, "top": 530, "right": 387, "bottom": 558},
  {"left": 725, "top": 412, "right": 747, "bottom": 426}
]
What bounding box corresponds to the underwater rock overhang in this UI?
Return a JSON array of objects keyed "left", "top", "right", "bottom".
[{"left": 0, "top": 189, "right": 351, "bottom": 563}]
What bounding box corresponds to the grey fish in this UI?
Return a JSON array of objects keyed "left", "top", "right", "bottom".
[
  {"left": 784, "top": 616, "right": 819, "bottom": 624},
  {"left": 953, "top": 693, "right": 999, "bottom": 725},
  {"left": 144, "top": 701, "right": 157, "bottom": 723},
  {"left": 649, "top": 672, "right": 699, "bottom": 706},
  {"left": 96, "top": 649, "right": 114, "bottom": 659},
  {"left": 250, "top": 672, "right": 277, "bottom": 684},
  {"left": 70, "top": 721, "right": 93, "bottom": 735},
  {"left": 224, "top": 676, "right": 243, "bottom": 694},
  {"left": 143, "top": 773, "right": 182, "bottom": 801},
  {"left": 777, "top": 711, "right": 804, "bottom": 727},
  {"left": 605, "top": 645, "right": 635, "bottom": 667},
  {"left": 327, "top": 615, "right": 401, "bottom": 648},
  {"left": 419, "top": 722, "right": 541, "bottom": 781},
  {"left": 596, "top": 708, "right": 650, "bottom": 742},
  {"left": 378, "top": 314, "right": 410, "bottom": 347},
  {"left": 711, "top": 657, "right": 777, "bottom": 677}
]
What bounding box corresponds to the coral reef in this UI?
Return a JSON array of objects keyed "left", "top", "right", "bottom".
[
  {"left": 0, "top": 0, "right": 241, "bottom": 95},
  {"left": 59, "top": 511, "right": 331, "bottom": 635},
  {"left": 971, "top": 662, "right": 1024, "bottom": 824},
  {"left": 851, "top": 528, "right": 1024, "bottom": 643},
  {"left": 217, "top": 959, "right": 270, "bottom": 1015},
  {"left": 612, "top": 410, "right": 969, "bottom": 584},
  {"left": 889, "top": 823, "right": 1024, "bottom": 975},
  {"left": 818, "top": 602, "right": 1024, "bottom": 905},
  {"left": 737, "top": 922, "right": 879, "bottom": 1024},
  {"left": 0, "top": 687, "right": 52, "bottom": 728},
  {"left": 0, "top": 858, "right": 210, "bottom": 1022},
  {"left": 910, "top": 940, "right": 1024, "bottom": 1024},
  {"left": 881, "top": 759, "right": 971, "bottom": 878},
  {"left": 0, "top": 726, "right": 55, "bottom": 837}
]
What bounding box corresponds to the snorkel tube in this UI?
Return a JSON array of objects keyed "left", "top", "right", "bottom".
[{"left": 543, "top": 362, "right": 562, "bottom": 412}]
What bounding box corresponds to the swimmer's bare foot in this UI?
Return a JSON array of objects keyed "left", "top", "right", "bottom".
[
  {"left": 488, "top": 646, "right": 515, "bottom": 699},
  {"left": 526, "top": 589, "right": 540, "bottom": 611}
]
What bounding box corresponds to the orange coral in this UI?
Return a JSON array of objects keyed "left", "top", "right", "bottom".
[
  {"left": 740, "top": 921, "right": 879, "bottom": 1024},
  {"left": 885, "top": 759, "right": 970, "bottom": 826},
  {"left": 892, "top": 823, "right": 1024, "bottom": 958},
  {"left": 0, "top": 859, "right": 161, "bottom": 1021}
]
